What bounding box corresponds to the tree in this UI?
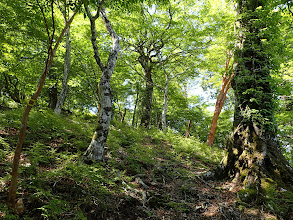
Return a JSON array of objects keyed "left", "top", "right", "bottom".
[
  {"left": 161, "top": 63, "right": 191, "bottom": 131},
  {"left": 0, "top": 0, "right": 49, "bottom": 105},
  {"left": 54, "top": 0, "right": 72, "bottom": 114},
  {"left": 82, "top": 2, "right": 120, "bottom": 162},
  {"left": 206, "top": 51, "right": 234, "bottom": 146},
  {"left": 8, "top": 0, "right": 79, "bottom": 208},
  {"left": 207, "top": 0, "right": 293, "bottom": 203},
  {"left": 116, "top": 0, "right": 213, "bottom": 129}
]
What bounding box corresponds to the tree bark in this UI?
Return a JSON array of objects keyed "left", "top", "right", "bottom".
[
  {"left": 162, "top": 79, "right": 170, "bottom": 131},
  {"left": 206, "top": 0, "right": 293, "bottom": 203},
  {"left": 55, "top": 26, "right": 71, "bottom": 114},
  {"left": 206, "top": 54, "right": 233, "bottom": 146},
  {"left": 7, "top": 3, "right": 78, "bottom": 208},
  {"left": 48, "top": 83, "right": 58, "bottom": 109},
  {"left": 121, "top": 108, "right": 127, "bottom": 123},
  {"left": 140, "top": 68, "right": 153, "bottom": 128},
  {"left": 83, "top": 5, "right": 120, "bottom": 162},
  {"left": 132, "top": 87, "right": 139, "bottom": 127}
]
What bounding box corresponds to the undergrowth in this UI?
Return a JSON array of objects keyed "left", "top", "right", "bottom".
[{"left": 0, "top": 107, "right": 292, "bottom": 219}]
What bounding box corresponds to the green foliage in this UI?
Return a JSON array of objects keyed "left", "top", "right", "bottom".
[
  {"left": 1, "top": 0, "right": 293, "bottom": 218},
  {"left": 0, "top": 137, "right": 10, "bottom": 161},
  {"left": 276, "top": 109, "right": 293, "bottom": 166},
  {"left": 38, "top": 199, "right": 70, "bottom": 220}
]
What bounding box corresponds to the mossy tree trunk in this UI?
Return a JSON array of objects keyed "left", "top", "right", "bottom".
[{"left": 209, "top": 0, "right": 293, "bottom": 203}]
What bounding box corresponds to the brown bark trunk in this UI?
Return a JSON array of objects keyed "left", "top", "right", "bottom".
[
  {"left": 8, "top": 47, "right": 55, "bottom": 208},
  {"left": 132, "top": 88, "right": 139, "bottom": 127},
  {"left": 121, "top": 108, "right": 127, "bottom": 123},
  {"left": 140, "top": 69, "right": 153, "bottom": 128},
  {"left": 7, "top": 4, "right": 77, "bottom": 208},
  {"left": 186, "top": 120, "right": 191, "bottom": 138},
  {"left": 206, "top": 54, "right": 233, "bottom": 146},
  {"left": 48, "top": 83, "right": 58, "bottom": 109}
]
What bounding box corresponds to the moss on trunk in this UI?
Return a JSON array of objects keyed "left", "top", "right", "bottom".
[{"left": 205, "top": 0, "right": 293, "bottom": 210}]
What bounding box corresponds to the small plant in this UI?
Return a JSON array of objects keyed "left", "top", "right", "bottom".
[
  {"left": 38, "top": 199, "right": 70, "bottom": 220},
  {"left": 28, "top": 142, "right": 57, "bottom": 167}
]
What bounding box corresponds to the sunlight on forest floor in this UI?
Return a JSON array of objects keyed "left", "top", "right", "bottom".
[{"left": 0, "top": 108, "right": 285, "bottom": 219}]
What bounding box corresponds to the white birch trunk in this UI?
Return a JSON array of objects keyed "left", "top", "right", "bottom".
[
  {"left": 55, "top": 26, "right": 71, "bottom": 115},
  {"left": 83, "top": 6, "right": 120, "bottom": 162}
]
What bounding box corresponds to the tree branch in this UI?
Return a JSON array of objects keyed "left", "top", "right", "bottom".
[
  {"left": 100, "top": 7, "right": 120, "bottom": 73},
  {"left": 84, "top": 2, "right": 105, "bottom": 71}
]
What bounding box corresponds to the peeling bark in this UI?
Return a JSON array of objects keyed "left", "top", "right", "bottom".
[
  {"left": 84, "top": 75, "right": 113, "bottom": 161},
  {"left": 83, "top": 5, "right": 120, "bottom": 162}
]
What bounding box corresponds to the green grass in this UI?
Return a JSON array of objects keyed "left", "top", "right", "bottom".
[{"left": 0, "top": 107, "right": 225, "bottom": 219}]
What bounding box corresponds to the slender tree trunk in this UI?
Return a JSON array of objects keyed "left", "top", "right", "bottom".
[
  {"left": 121, "top": 108, "right": 127, "bottom": 123},
  {"left": 206, "top": 0, "right": 293, "bottom": 203},
  {"left": 140, "top": 69, "right": 153, "bottom": 128},
  {"left": 48, "top": 83, "right": 58, "bottom": 109},
  {"left": 7, "top": 4, "right": 77, "bottom": 208},
  {"left": 84, "top": 72, "right": 113, "bottom": 161},
  {"left": 55, "top": 26, "right": 71, "bottom": 114},
  {"left": 162, "top": 79, "right": 170, "bottom": 131},
  {"left": 132, "top": 88, "right": 139, "bottom": 127},
  {"left": 83, "top": 6, "right": 120, "bottom": 162},
  {"left": 206, "top": 55, "right": 233, "bottom": 146}
]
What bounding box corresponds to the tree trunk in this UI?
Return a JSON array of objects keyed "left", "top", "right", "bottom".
[
  {"left": 83, "top": 6, "right": 120, "bottom": 162},
  {"left": 206, "top": 0, "right": 293, "bottom": 204},
  {"left": 132, "top": 88, "right": 139, "bottom": 127},
  {"left": 206, "top": 54, "right": 233, "bottom": 146},
  {"left": 84, "top": 72, "right": 113, "bottom": 161},
  {"left": 7, "top": 5, "right": 77, "bottom": 208},
  {"left": 48, "top": 83, "right": 58, "bottom": 109},
  {"left": 55, "top": 26, "right": 71, "bottom": 114},
  {"left": 162, "top": 79, "right": 170, "bottom": 131},
  {"left": 140, "top": 69, "right": 153, "bottom": 128},
  {"left": 121, "top": 108, "right": 127, "bottom": 123}
]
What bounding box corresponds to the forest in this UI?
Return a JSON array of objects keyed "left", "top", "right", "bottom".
[{"left": 1, "top": 0, "right": 293, "bottom": 219}]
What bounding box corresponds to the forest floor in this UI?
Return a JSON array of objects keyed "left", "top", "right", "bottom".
[{"left": 0, "top": 107, "right": 291, "bottom": 219}]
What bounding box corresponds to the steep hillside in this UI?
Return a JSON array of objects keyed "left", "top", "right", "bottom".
[{"left": 0, "top": 107, "right": 291, "bottom": 219}]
